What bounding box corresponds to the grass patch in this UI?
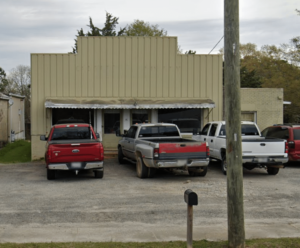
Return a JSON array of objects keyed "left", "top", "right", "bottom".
[
  {"left": 0, "top": 238, "right": 300, "bottom": 248},
  {"left": 0, "top": 140, "right": 31, "bottom": 163}
]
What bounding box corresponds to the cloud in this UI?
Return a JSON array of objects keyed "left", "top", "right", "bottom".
[{"left": 0, "top": 0, "right": 299, "bottom": 72}]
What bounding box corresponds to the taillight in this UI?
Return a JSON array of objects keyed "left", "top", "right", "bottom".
[
  {"left": 153, "top": 148, "right": 159, "bottom": 158},
  {"left": 206, "top": 145, "right": 210, "bottom": 157},
  {"left": 288, "top": 141, "right": 295, "bottom": 149}
]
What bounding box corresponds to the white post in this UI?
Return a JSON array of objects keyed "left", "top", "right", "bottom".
[
  {"left": 123, "top": 109, "right": 130, "bottom": 131},
  {"left": 151, "top": 109, "right": 158, "bottom": 123},
  {"left": 96, "top": 109, "right": 103, "bottom": 141}
]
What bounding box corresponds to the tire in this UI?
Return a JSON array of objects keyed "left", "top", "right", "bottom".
[
  {"left": 148, "top": 167, "right": 156, "bottom": 178},
  {"left": 267, "top": 167, "right": 279, "bottom": 175},
  {"left": 94, "top": 170, "right": 104, "bottom": 178},
  {"left": 197, "top": 167, "right": 208, "bottom": 177},
  {"left": 47, "top": 169, "right": 55, "bottom": 180},
  {"left": 136, "top": 156, "right": 148, "bottom": 178},
  {"left": 188, "top": 167, "right": 208, "bottom": 177},
  {"left": 221, "top": 156, "right": 227, "bottom": 175},
  {"left": 118, "top": 147, "right": 125, "bottom": 164}
]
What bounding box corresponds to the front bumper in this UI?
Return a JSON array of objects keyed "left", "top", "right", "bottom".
[{"left": 47, "top": 161, "right": 103, "bottom": 170}]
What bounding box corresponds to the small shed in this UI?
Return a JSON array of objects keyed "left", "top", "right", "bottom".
[{"left": 0, "top": 92, "right": 25, "bottom": 146}]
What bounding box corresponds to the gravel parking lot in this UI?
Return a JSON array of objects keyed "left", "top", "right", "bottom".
[{"left": 0, "top": 158, "right": 300, "bottom": 243}]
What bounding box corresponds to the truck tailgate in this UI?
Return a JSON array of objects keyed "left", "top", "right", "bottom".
[
  {"left": 158, "top": 142, "right": 207, "bottom": 158},
  {"left": 242, "top": 139, "right": 286, "bottom": 155},
  {"left": 48, "top": 142, "right": 102, "bottom": 163}
]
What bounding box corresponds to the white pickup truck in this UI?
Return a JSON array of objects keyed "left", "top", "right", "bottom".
[
  {"left": 117, "top": 123, "right": 209, "bottom": 178},
  {"left": 192, "top": 121, "right": 288, "bottom": 175}
]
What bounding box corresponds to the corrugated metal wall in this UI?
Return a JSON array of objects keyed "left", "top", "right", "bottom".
[
  {"left": 31, "top": 36, "right": 223, "bottom": 158},
  {"left": 0, "top": 100, "right": 8, "bottom": 145}
]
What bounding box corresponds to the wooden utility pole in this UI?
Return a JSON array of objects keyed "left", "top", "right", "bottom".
[{"left": 224, "top": 0, "right": 245, "bottom": 248}]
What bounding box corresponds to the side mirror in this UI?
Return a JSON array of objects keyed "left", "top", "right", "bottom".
[
  {"left": 40, "top": 135, "right": 47, "bottom": 141},
  {"left": 96, "top": 133, "right": 100, "bottom": 139}
]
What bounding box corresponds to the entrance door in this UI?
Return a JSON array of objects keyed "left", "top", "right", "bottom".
[{"left": 102, "top": 110, "right": 122, "bottom": 149}]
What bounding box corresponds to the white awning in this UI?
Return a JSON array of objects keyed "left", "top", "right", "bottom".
[{"left": 45, "top": 98, "right": 215, "bottom": 109}]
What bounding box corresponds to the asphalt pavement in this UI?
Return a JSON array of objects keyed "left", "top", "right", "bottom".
[{"left": 0, "top": 159, "right": 300, "bottom": 243}]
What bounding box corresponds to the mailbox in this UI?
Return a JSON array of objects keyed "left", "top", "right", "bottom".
[{"left": 184, "top": 189, "right": 198, "bottom": 206}]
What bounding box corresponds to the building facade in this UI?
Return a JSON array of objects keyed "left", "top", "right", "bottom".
[
  {"left": 31, "top": 36, "right": 223, "bottom": 159},
  {"left": 240, "top": 88, "right": 284, "bottom": 131}
]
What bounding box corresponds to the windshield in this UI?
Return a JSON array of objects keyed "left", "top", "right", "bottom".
[
  {"left": 51, "top": 127, "right": 94, "bottom": 140},
  {"left": 218, "top": 124, "right": 259, "bottom": 136},
  {"left": 138, "top": 126, "right": 180, "bottom": 137},
  {"left": 241, "top": 124, "right": 259, "bottom": 135}
]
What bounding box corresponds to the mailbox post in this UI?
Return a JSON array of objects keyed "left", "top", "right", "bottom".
[{"left": 184, "top": 189, "right": 198, "bottom": 248}]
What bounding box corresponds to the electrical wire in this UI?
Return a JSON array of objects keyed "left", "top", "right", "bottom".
[{"left": 208, "top": 35, "right": 224, "bottom": 54}]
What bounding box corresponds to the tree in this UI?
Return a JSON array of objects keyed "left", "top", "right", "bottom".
[
  {"left": 240, "top": 44, "right": 300, "bottom": 122},
  {"left": 100, "top": 13, "right": 126, "bottom": 36},
  {"left": 185, "top": 50, "right": 196, "bottom": 54},
  {"left": 0, "top": 67, "right": 9, "bottom": 93},
  {"left": 7, "top": 65, "right": 31, "bottom": 123},
  {"left": 125, "top": 20, "right": 167, "bottom": 36},
  {"left": 72, "top": 12, "right": 126, "bottom": 53},
  {"left": 240, "top": 66, "right": 262, "bottom": 88}
]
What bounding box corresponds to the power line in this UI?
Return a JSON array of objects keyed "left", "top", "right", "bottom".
[{"left": 208, "top": 35, "right": 224, "bottom": 54}]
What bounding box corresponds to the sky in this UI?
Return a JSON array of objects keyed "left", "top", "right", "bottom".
[{"left": 0, "top": 0, "right": 299, "bottom": 74}]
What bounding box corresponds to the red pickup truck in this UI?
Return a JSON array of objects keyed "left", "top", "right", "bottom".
[{"left": 40, "top": 123, "right": 104, "bottom": 180}]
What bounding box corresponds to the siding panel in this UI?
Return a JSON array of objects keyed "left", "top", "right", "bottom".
[
  {"left": 100, "top": 38, "right": 107, "bottom": 97},
  {"left": 88, "top": 38, "right": 94, "bottom": 97},
  {"left": 150, "top": 37, "right": 157, "bottom": 98}
]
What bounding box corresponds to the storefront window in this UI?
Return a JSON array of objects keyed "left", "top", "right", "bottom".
[
  {"left": 104, "top": 112, "right": 120, "bottom": 134},
  {"left": 52, "top": 109, "right": 94, "bottom": 126},
  {"left": 158, "top": 109, "right": 201, "bottom": 134},
  {"left": 132, "top": 110, "right": 148, "bottom": 124}
]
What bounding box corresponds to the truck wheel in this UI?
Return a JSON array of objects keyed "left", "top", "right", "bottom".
[
  {"left": 136, "top": 156, "right": 148, "bottom": 178},
  {"left": 94, "top": 170, "right": 104, "bottom": 178},
  {"left": 188, "top": 167, "right": 207, "bottom": 177},
  {"left": 47, "top": 169, "right": 55, "bottom": 180},
  {"left": 148, "top": 168, "right": 156, "bottom": 178},
  {"left": 221, "top": 156, "right": 227, "bottom": 175},
  {"left": 198, "top": 167, "right": 208, "bottom": 177},
  {"left": 267, "top": 167, "right": 279, "bottom": 175},
  {"left": 118, "top": 147, "right": 125, "bottom": 164}
]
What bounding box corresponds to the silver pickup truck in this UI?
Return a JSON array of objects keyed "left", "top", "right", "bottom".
[
  {"left": 193, "top": 121, "right": 288, "bottom": 175},
  {"left": 117, "top": 123, "right": 209, "bottom": 178}
]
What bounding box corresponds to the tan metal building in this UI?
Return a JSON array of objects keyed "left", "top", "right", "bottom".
[
  {"left": 0, "top": 93, "right": 9, "bottom": 147},
  {"left": 31, "top": 36, "right": 223, "bottom": 160},
  {"left": 0, "top": 93, "right": 25, "bottom": 147}
]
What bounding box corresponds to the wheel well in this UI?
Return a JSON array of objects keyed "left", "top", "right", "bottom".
[
  {"left": 221, "top": 149, "right": 226, "bottom": 159},
  {"left": 135, "top": 151, "right": 142, "bottom": 158}
]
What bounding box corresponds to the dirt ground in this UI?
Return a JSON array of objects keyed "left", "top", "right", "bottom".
[{"left": 0, "top": 159, "right": 300, "bottom": 243}]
